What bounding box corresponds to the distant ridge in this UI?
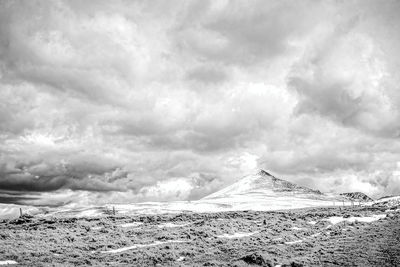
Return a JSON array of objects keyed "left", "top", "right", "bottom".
[
  {"left": 340, "top": 192, "right": 373, "bottom": 202},
  {"left": 378, "top": 195, "right": 396, "bottom": 200},
  {"left": 373, "top": 195, "right": 400, "bottom": 208}
]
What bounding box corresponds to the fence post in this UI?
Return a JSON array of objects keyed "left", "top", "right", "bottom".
[
  {"left": 19, "top": 208, "right": 23, "bottom": 217},
  {"left": 113, "top": 206, "right": 116, "bottom": 216}
]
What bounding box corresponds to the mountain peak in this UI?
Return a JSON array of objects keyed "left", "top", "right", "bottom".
[
  {"left": 204, "top": 170, "right": 322, "bottom": 199},
  {"left": 258, "top": 169, "right": 273, "bottom": 177}
]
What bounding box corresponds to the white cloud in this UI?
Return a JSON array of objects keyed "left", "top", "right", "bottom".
[{"left": 0, "top": 0, "right": 400, "bottom": 204}]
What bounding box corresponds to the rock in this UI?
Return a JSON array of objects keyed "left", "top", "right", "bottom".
[
  {"left": 239, "top": 252, "right": 273, "bottom": 266},
  {"left": 282, "top": 262, "right": 304, "bottom": 267}
]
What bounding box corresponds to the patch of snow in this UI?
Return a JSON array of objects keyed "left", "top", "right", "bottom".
[
  {"left": 325, "top": 214, "right": 386, "bottom": 224},
  {"left": 91, "top": 226, "right": 102, "bottom": 230},
  {"left": 310, "top": 233, "right": 321, "bottom": 238},
  {"left": 356, "top": 214, "right": 386, "bottom": 222},
  {"left": 0, "top": 204, "right": 42, "bottom": 220},
  {"left": 100, "top": 240, "right": 187, "bottom": 254},
  {"left": 216, "top": 231, "right": 258, "bottom": 239},
  {"left": 374, "top": 196, "right": 400, "bottom": 203},
  {"left": 285, "top": 240, "right": 303, "bottom": 245},
  {"left": 308, "top": 221, "right": 317, "bottom": 225},
  {"left": 157, "top": 222, "right": 190, "bottom": 228},
  {"left": 176, "top": 257, "right": 185, "bottom": 262},
  {"left": 0, "top": 261, "right": 18, "bottom": 265},
  {"left": 119, "top": 222, "right": 143, "bottom": 228},
  {"left": 291, "top": 226, "right": 303, "bottom": 230},
  {"left": 326, "top": 216, "right": 346, "bottom": 224},
  {"left": 373, "top": 196, "right": 400, "bottom": 208}
]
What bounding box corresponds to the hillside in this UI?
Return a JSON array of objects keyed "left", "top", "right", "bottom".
[
  {"left": 373, "top": 195, "right": 400, "bottom": 209},
  {"left": 340, "top": 192, "right": 374, "bottom": 202}
]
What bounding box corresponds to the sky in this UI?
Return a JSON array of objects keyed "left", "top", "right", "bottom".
[{"left": 1, "top": 0, "right": 400, "bottom": 206}]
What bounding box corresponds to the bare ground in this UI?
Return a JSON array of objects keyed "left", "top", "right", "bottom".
[{"left": 0, "top": 206, "right": 399, "bottom": 266}]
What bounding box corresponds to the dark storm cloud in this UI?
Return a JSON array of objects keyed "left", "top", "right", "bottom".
[
  {"left": 0, "top": 156, "right": 126, "bottom": 192},
  {"left": 0, "top": 0, "right": 400, "bottom": 205}
]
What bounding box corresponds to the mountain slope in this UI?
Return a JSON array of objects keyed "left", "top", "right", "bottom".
[
  {"left": 198, "top": 170, "right": 352, "bottom": 212},
  {"left": 340, "top": 192, "right": 374, "bottom": 202},
  {"left": 204, "top": 170, "right": 322, "bottom": 199}
]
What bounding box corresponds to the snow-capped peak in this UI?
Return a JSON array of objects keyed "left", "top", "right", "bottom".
[{"left": 203, "top": 170, "right": 322, "bottom": 199}]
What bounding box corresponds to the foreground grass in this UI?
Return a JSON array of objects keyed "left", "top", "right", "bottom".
[{"left": 0, "top": 206, "right": 399, "bottom": 266}]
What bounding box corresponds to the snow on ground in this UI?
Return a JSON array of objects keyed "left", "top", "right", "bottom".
[
  {"left": 310, "top": 233, "right": 321, "bottom": 237},
  {"left": 216, "top": 231, "right": 259, "bottom": 239},
  {"left": 374, "top": 196, "right": 400, "bottom": 208},
  {"left": 285, "top": 240, "right": 303, "bottom": 245},
  {"left": 0, "top": 261, "right": 16, "bottom": 265},
  {"left": 325, "top": 214, "right": 386, "bottom": 224},
  {"left": 101, "top": 195, "right": 352, "bottom": 216},
  {"left": 0, "top": 204, "right": 42, "bottom": 220},
  {"left": 308, "top": 221, "right": 317, "bottom": 225},
  {"left": 157, "top": 222, "right": 191, "bottom": 228},
  {"left": 48, "top": 207, "right": 104, "bottom": 218},
  {"left": 99, "top": 240, "right": 188, "bottom": 254},
  {"left": 0, "top": 193, "right": 358, "bottom": 219},
  {"left": 119, "top": 222, "right": 143, "bottom": 228},
  {"left": 291, "top": 226, "right": 304, "bottom": 230}
]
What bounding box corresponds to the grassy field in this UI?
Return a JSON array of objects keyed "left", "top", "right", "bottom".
[{"left": 0, "top": 206, "right": 399, "bottom": 266}]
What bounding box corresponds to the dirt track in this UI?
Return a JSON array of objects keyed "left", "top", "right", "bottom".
[{"left": 0, "top": 206, "right": 399, "bottom": 266}]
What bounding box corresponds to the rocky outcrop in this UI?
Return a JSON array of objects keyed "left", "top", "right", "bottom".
[
  {"left": 239, "top": 252, "right": 273, "bottom": 266},
  {"left": 340, "top": 192, "right": 373, "bottom": 202}
]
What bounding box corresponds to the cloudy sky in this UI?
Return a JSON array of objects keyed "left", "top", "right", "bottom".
[{"left": 1, "top": 0, "right": 400, "bottom": 206}]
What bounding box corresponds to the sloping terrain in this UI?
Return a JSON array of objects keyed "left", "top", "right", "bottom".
[
  {"left": 340, "top": 192, "right": 374, "bottom": 202},
  {"left": 199, "top": 170, "right": 348, "bottom": 212},
  {"left": 373, "top": 196, "right": 400, "bottom": 209}
]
